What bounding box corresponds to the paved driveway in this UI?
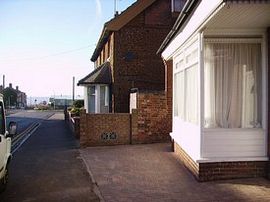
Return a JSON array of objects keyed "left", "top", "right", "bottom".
[{"left": 80, "top": 143, "right": 270, "bottom": 202}]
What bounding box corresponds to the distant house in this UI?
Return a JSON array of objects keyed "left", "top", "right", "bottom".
[
  {"left": 159, "top": 0, "right": 270, "bottom": 181},
  {"left": 0, "top": 83, "right": 27, "bottom": 108},
  {"left": 78, "top": 0, "right": 185, "bottom": 113}
]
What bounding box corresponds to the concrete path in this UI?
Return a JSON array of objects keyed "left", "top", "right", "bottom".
[
  {"left": 1, "top": 113, "right": 99, "bottom": 202},
  {"left": 80, "top": 143, "right": 270, "bottom": 202}
]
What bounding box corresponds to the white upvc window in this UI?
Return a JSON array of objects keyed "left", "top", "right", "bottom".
[
  {"left": 174, "top": 39, "right": 199, "bottom": 125},
  {"left": 204, "top": 38, "right": 262, "bottom": 129},
  {"left": 88, "top": 86, "right": 96, "bottom": 113},
  {"left": 87, "top": 84, "right": 110, "bottom": 114}
]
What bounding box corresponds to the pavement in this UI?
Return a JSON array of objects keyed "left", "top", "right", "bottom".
[
  {"left": 1, "top": 113, "right": 99, "bottom": 202},
  {"left": 80, "top": 143, "right": 270, "bottom": 202}
]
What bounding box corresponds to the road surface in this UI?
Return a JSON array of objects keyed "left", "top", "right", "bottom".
[{"left": 0, "top": 111, "right": 99, "bottom": 201}]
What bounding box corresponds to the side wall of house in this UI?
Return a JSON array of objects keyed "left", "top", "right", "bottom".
[{"left": 113, "top": 0, "right": 176, "bottom": 113}]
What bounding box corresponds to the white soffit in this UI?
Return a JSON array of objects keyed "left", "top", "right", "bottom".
[{"left": 206, "top": 3, "right": 270, "bottom": 29}]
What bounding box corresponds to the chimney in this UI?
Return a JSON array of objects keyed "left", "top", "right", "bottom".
[
  {"left": 0, "top": 85, "right": 3, "bottom": 92},
  {"left": 16, "top": 86, "right": 19, "bottom": 91},
  {"left": 9, "top": 83, "right": 12, "bottom": 88}
]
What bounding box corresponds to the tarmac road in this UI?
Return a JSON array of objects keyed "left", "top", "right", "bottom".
[{"left": 0, "top": 112, "right": 99, "bottom": 202}]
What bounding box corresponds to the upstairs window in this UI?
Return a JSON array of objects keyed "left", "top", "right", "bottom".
[{"left": 172, "top": 0, "right": 186, "bottom": 13}]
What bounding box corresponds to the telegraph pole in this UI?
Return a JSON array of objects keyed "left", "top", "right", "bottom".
[{"left": 72, "top": 76, "right": 75, "bottom": 101}]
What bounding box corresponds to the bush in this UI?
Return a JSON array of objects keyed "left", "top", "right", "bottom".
[
  {"left": 70, "top": 107, "right": 83, "bottom": 116},
  {"left": 73, "top": 100, "right": 84, "bottom": 108}
]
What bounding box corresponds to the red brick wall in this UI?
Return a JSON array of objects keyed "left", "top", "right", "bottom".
[
  {"left": 80, "top": 110, "right": 131, "bottom": 147},
  {"left": 173, "top": 141, "right": 268, "bottom": 182},
  {"left": 132, "top": 91, "right": 171, "bottom": 144},
  {"left": 199, "top": 161, "right": 267, "bottom": 181},
  {"left": 173, "top": 141, "right": 199, "bottom": 180},
  {"left": 80, "top": 90, "right": 171, "bottom": 147},
  {"left": 110, "top": 0, "right": 176, "bottom": 113}
]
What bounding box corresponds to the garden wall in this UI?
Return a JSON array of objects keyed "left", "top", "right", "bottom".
[{"left": 80, "top": 90, "right": 170, "bottom": 147}]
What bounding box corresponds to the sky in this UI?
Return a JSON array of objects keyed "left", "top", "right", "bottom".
[{"left": 0, "top": 0, "right": 136, "bottom": 99}]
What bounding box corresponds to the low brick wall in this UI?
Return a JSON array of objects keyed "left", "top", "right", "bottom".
[
  {"left": 173, "top": 141, "right": 199, "bottom": 180},
  {"left": 80, "top": 110, "right": 131, "bottom": 147},
  {"left": 66, "top": 112, "right": 80, "bottom": 139},
  {"left": 132, "top": 91, "right": 171, "bottom": 144},
  {"left": 80, "top": 90, "right": 170, "bottom": 147},
  {"left": 173, "top": 141, "right": 268, "bottom": 181},
  {"left": 199, "top": 161, "right": 267, "bottom": 181}
]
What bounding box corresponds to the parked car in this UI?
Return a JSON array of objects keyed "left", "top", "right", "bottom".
[{"left": 0, "top": 93, "right": 17, "bottom": 192}]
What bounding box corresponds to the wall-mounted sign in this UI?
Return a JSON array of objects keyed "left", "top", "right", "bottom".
[{"left": 101, "top": 132, "right": 118, "bottom": 140}]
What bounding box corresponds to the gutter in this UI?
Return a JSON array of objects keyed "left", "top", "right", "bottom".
[
  {"left": 156, "top": 0, "right": 200, "bottom": 55},
  {"left": 90, "top": 25, "right": 111, "bottom": 62}
]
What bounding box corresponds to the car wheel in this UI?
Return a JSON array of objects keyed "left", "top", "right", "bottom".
[{"left": 0, "top": 167, "right": 8, "bottom": 192}]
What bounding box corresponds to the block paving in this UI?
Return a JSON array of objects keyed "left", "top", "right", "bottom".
[{"left": 80, "top": 143, "right": 270, "bottom": 202}]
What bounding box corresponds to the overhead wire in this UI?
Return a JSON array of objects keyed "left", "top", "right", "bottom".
[{"left": 0, "top": 44, "right": 95, "bottom": 62}]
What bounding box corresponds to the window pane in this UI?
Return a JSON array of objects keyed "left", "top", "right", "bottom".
[
  {"left": 88, "top": 86, "right": 96, "bottom": 113},
  {"left": 100, "top": 86, "right": 109, "bottom": 113},
  {"left": 204, "top": 42, "right": 261, "bottom": 128},
  {"left": 185, "top": 64, "right": 198, "bottom": 124},
  {"left": 174, "top": 71, "right": 184, "bottom": 119}
]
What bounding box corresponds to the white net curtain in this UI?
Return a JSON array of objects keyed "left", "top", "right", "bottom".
[{"left": 204, "top": 41, "right": 262, "bottom": 128}]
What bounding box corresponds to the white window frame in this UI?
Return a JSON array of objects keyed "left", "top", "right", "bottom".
[
  {"left": 87, "top": 84, "right": 110, "bottom": 113},
  {"left": 200, "top": 29, "right": 268, "bottom": 159},
  {"left": 202, "top": 30, "right": 267, "bottom": 131},
  {"left": 173, "top": 36, "right": 200, "bottom": 125}
]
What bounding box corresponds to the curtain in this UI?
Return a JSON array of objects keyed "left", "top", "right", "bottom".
[
  {"left": 186, "top": 64, "right": 198, "bottom": 124},
  {"left": 204, "top": 42, "right": 261, "bottom": 128},
  {"left": 174, "top": 71, "right": 185, "bottom": 119}
]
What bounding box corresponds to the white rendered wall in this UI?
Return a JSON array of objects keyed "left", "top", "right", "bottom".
[
  {"left": 171, "top": 118, "right": 201, "bottom": 161},
  {"left": 84, "top": 87, "right": 89, "bottom": 113}
]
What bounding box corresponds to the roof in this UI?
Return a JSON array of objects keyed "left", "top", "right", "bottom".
[
  {"left": 77, "top": 62, "right": 112, "bottom": 86},
  {"left": 157, "top": 0, "right": 199, "bottom": 55},
  {"left": 91, "top": 0, "right": 157, "bottom": 62}
]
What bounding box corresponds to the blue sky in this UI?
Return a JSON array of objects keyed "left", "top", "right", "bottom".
[{"left": 0, "top": 0, "right": 136, "bottom": 98}]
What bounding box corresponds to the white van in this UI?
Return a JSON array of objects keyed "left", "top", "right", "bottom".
[{"left": 0, "top": 93, "right": 16, "bottom": 192}]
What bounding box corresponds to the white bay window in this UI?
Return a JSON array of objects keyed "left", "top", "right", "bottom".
[{"left": 87, "top": 85, "right": 110, "bottom": 113}]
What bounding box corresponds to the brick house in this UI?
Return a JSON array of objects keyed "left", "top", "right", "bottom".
[
  {"left": 158, "top": 0, "right": 270, "bottom": 181},
  {"left": 0, "top": 83, "right": 27, "bottom": 108},
  {"left": 78, "top": 0, "right": 185, "bottom": 114}
]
